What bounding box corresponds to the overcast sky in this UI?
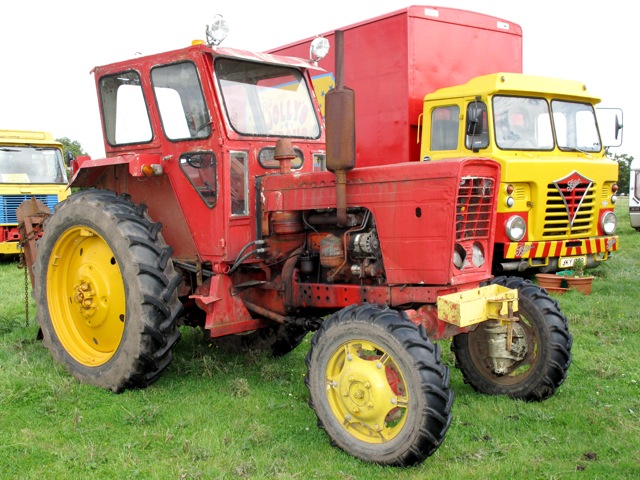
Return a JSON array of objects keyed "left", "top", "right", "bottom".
[{"left": 1, "top": 0, "right": 634, "bottom": 161}]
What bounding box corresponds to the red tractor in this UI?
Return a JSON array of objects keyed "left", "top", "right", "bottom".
[{"left": 18, "top": 20, "right": 571, "bottom": 466}]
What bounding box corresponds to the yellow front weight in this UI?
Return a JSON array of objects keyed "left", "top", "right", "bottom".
[{"left": 437, "top": 284, "right": 518, "bottom": 327}]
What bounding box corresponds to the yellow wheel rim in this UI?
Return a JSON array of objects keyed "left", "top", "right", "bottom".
[
  {"left": 325, "top": 340, "right": 409, "bottom": 443},
  {"left": 47, "top": 226, "right": 126, "bottom": 367}
]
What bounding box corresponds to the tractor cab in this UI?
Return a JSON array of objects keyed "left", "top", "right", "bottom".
[{"left": 70, "top": 20, "right": 328, "bottom": 265}]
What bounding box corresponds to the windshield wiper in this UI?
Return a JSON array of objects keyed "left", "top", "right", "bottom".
[{"left": 564, "top": 146, "right": 594, "bottom": 157}]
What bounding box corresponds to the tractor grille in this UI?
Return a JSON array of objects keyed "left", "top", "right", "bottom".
[
  {"left": 456, "top": 177, "right": 493, "bottom": 240},
  {"left": 0, "top": 194, "right": 58, "bottom": 224},
  {"left": 543, "top": 181, "right": 595, "bottom": 238}
]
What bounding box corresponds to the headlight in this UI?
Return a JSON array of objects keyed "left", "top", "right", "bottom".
[
  {"left": 506, "top": 216, "right": 526, "bottom": 241},
  {"left": 453, "top": 244, "right": 467, "bottom": 270},
  {"left": 472, "top": 242, "right": 485, "bottom": 267},
  {"left": 601, "top": 211, "right": 617, "bottom": 235}
]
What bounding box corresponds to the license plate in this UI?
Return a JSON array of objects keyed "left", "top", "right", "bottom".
[{"left": 559, "top": 256, "right": 586, "bottom": 268}]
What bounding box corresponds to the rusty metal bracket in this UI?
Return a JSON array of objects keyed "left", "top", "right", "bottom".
[
  {"left": 487, "top": 299, "right": 519, "bottom": 350},
  {"left": 16, "top": 197, "right": 52, "bottom": 288}
]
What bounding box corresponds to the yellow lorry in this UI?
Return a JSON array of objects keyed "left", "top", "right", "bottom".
[
  {"left": 0, "top": 130, "right": 69, "bottom": 255},
  {"left": 420, "top": 73, "right": 620, "bottom": 273}
]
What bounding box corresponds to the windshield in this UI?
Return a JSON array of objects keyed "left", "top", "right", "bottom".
[
  {"left": 493, "top": 96, "right": 601, "bottom": 152},
  {"left": 493, "top": 96, "right": 553, "bottom": 150},
  {"left": 0, "top": 146, "right": 67, "bottom": 184},
  {"left": 551, "top": 100, "right": 601, "bottom": 152},
  {"left": 215, "top": 58, "right": 320, "bottom": 138}
]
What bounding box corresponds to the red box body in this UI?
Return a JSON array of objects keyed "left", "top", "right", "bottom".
[{"left": 269, "top": 5, "right": 522, "bottom": 166}]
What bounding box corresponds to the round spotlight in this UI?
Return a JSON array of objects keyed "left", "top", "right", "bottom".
[{"left": 310, "top": 37, "right": 330, "bottom": 63}]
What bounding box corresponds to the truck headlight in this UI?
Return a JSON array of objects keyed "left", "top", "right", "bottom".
[
  {"left": 506, "top": 216, "right": 526, "bottom": 241},
  {"left": 601, "top": 211, "right": 617, "bottom": 235}
]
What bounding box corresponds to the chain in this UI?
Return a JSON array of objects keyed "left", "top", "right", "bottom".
[
  {"left": 24, "top": 253, "right": 29, "bottom": 327},
  {"left": 18, "top": 250, "right": 29, "bottom": 327},
  {"left": 16, "top": 211, "right": 51, "bottom": 328}
]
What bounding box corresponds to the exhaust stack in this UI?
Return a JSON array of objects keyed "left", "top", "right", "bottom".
[{"left": 324, "top": 30, "right": 355, "bottom": 227}]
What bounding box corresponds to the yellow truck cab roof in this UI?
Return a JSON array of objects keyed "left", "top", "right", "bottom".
[
  {"left": 0, "top": 130, "right": 62, "bottom": 147},
  {"left": 425, "top": 72, "right": 601, "bottom": 104}
]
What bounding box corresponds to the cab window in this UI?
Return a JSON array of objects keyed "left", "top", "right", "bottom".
[
  {"left": 179, "top": 152, "right": 217, "bottom": 208},
  {"left": 230, "top": 151, "right": 248, "bottom": 216},
  {"left": 431, "top": 106, "right": 459, "bottom": 151},
  {"left": 258, "top": 147, "right": 304, "bottom": 169},
  {"left": 99, "top": 71, "right": 152, "bottom": 146},
  {"left": 151, "top": 62, "right": 211, "bottom": 140}
]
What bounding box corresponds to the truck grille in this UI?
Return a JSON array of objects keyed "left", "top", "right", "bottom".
[
  {"left": 456, "top": 177, "right": 493, "bottom": 240},
  {"left": 0, "top": 194, "right": 58, "bottom": 224},
  {"left": 543, "top": 181, "right": 595, "bottom": 238}
]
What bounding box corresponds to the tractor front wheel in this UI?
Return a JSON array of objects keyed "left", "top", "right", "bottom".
[
  {"left": 33, "top": 190, "right": 182, "bottom": 392},
  {"left": 305, "top": 304, "right": 453, "bottom": 466},
  {"left": 451, "top": 276, "right": 572, "bottom": 401}
]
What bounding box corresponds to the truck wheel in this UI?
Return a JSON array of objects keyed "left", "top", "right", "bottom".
[
  {"left": 33, "top": 190, "right": 182, "bottom": 392},
  {"left": 305, "top": 304, "right": 453, "bottom": 466},
  {"left": 451, "top": 276, "right": 572, "bottom": 401}
]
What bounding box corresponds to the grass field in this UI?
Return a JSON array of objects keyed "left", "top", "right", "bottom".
[{"left": 0, "top": 200, "right": 638, "bottom": 479}]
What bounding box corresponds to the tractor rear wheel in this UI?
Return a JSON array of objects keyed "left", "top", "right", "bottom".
[
  {"left": 33, "top": 190, "right": 182, "bottom": 392},
  {"left": 305, "top": 304, "right": 453, "bottom": 466},
  {"left": 451, "top": 276, "right": 572, "bottom": 401}
]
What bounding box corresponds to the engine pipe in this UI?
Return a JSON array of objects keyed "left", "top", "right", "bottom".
[{"left": 324, "top": 30, "right": 355, "bottom": 227}]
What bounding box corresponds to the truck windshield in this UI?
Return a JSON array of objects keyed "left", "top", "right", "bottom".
[
  {"left": 0, "top": 146, "right": 67, "bottom": 184},
  {"left": 493, "top": 96, "right": 553, "bottom": 151},
  {"left": 551, "top": 100, "right": 601, "bottom": 153},
  {"left": 215, "top": 58, "right": 320, "bottom": 138},
  {"left": 493, "top": 96, "right": 601, "bottom": 153}
]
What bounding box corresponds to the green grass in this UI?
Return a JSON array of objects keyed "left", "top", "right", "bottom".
[{"left": 1, "top": 200, "right": 639, "bottom": 479}]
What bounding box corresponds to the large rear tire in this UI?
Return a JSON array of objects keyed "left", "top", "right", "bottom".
[
  {"left": 451, "top": 276, "right": 572, "bottom": 401},
  {"left": 33, "top": 190, "right": 182, "bottom": 392},
  {"left": 305, "top": 304, "right": 453, "bottom": 466}
]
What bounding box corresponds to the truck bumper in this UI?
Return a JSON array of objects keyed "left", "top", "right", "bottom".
[
  {"left": 504, "top": 236, "right": 618, "bottom": 261},
  {"left": 0, "top": 241, "right": 21, "bottom": 255},
  {"left": 437, "top": 284, "right": 518, "bottom": 327}
]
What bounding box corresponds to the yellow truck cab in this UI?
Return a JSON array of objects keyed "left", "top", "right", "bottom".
[
  {"left": 421, "top": 73, "right": 619, "bottom": 273},
  {"left": 0, "top": 130, "right": 69, "bottom": 255}
]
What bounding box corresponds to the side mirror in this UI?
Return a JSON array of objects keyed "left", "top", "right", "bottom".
[
  {"left": 466, "top": 106, "right": 484, "bottom": 136},
  {"left": 597, "top": 107, "right": 623, "bottom": 148},
  {"left": 65, "top": 151, "right": 75, "bottom": 166}
]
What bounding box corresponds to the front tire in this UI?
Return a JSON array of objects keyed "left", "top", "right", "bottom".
[
  {"left": 305, "top": 304, "right": 453, "bottom": 466},
  {"left": 33, "top": 190, "right": 182, "bottom": 392},
  {"left": 451, "top": 276, "right": 572, "bottom": 401}
]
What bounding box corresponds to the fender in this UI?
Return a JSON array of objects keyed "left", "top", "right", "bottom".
[{"left": 69, "top": 153, "right": 163, "bottom": 188}]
